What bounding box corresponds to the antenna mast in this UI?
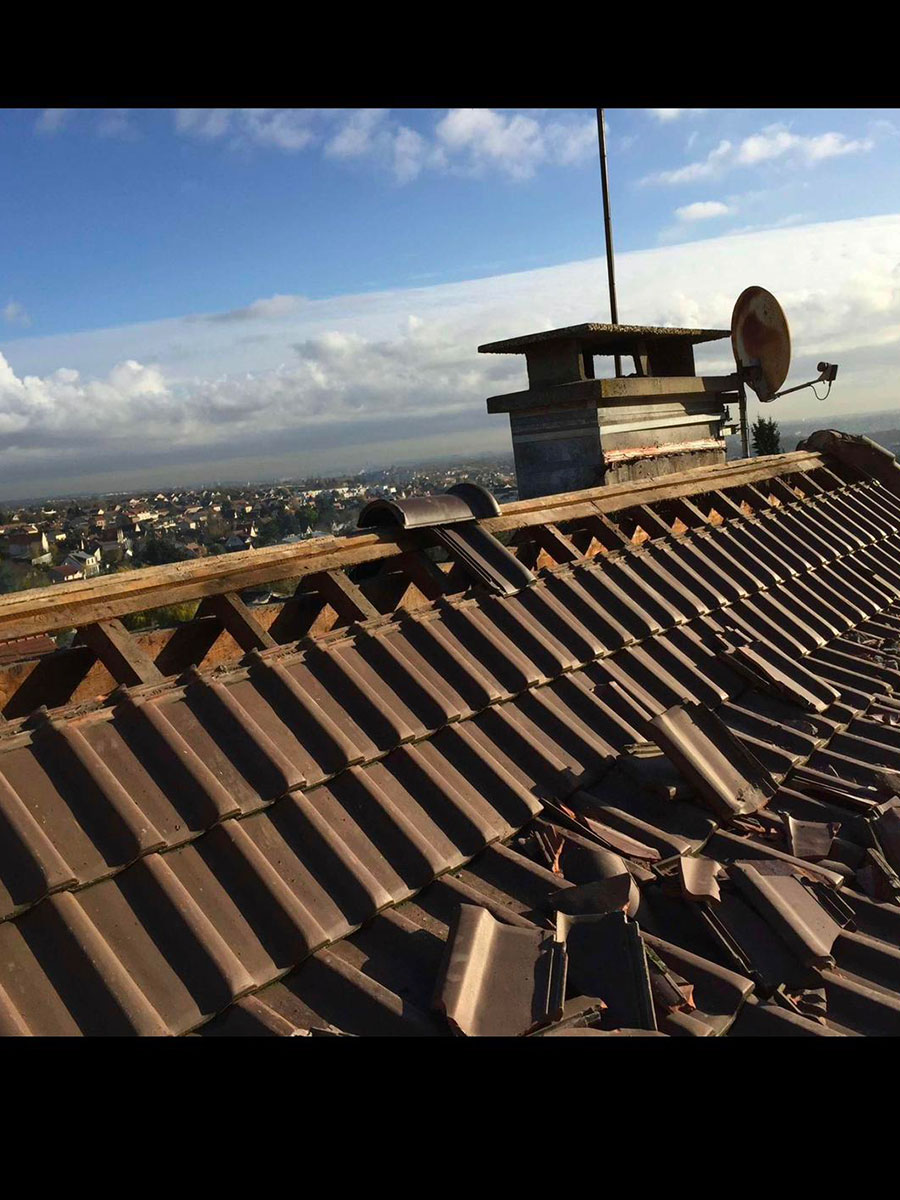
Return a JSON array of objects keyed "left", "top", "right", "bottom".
[{"left": 596, "top": 108, "right": 621, "bottom": 378}]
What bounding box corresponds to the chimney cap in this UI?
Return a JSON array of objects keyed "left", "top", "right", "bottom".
[{"left": 478, "top": 322, "right": 730, "bottom": 356}]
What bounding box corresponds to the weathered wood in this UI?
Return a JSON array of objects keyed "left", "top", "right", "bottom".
[
  {"left": 485, "top": 451, "right": 825, "bottom": 534},
  {"left": 197, "top": 592, "right": 277, "bottom": 652},
  {"left": 0, "top": 451, "right": 826, "bottom": 644},
  {"left": 78, "top": 619, "right": 166, "bottom": 687},
  {"left": 528, "top": 522, "right": 580, "bottom": 564},
  {"left": 634, "top": 504, "right": 673, "bottom": 540},
  {"left": 486, "top": 374, "right": 739, "bottom": 415},
  {"left": 392, "top": 551, "right": 451, "bottom": 601},
  {"left": 709, "top": 489, "right": 747, "bottom": 522},
  {"left": 1, "top": 645, "right": 98, "bottom": 718},
  {"left": 302, "top": 570, "right": 381, "bottom": 623},
  {"left": 767, "top": 476, "right": 802, "bottom": 506},
  {"left": 267, "top": 592, "right": 328, "bottom": 643},
  {"left": 788, "top": 470, "right": 824, "bottom": 496},
  {"left": 664, "top": 495, "right": 711, "bottom": 529},
  {"left": 811, "top": 465, "right": 850, "bottom": 492},
  {"left": 0, "top": 530, "right": 416, "bottom": 642},
  {"left": 0, "top": 609, "right": 289, "bottom": 718},
  {"left": 580, "top": 511, "right": 631, "bottom": 551}
]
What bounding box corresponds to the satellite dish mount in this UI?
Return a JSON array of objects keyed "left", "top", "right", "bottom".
[{"left": 730, "top": 285, "right": 839, "bottom": 455}]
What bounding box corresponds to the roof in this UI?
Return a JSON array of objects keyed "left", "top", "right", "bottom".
[
  {"left": 478, "top": 323, "right": 732, "bottom": 356},
  {"left": 2, "top": 431, "right": 900, "bottom": 1035}
]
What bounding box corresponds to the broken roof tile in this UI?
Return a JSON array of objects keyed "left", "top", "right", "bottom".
[
  {"left": 556, "top": 910, "right": 657, "bottom": 1031},
  {"left": 649, "top": 701, "right": 777, "bottom": 819},
  {"left": 434, "top": 904, "right": 567, "bottom": 1036},
  {"left": 6, "top": 436, "right": 900, "bottom": 1034}
]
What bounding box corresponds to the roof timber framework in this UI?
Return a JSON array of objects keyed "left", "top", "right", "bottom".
[
  {"left": 0, "top": 450, "right": 827, "bottom": 720},
  {"left": 4, "top": 438, "right": 900, "bottom": 1034}
]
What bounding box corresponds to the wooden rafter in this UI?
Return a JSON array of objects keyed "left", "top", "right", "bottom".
[{"left": 0, "top": 451, "right": 826, "bottom": 645}]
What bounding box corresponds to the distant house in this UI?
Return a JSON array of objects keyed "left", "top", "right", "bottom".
[
  {"left": 64, "top": 549, "right": 101, "bottom": 579},
  {"left": 50, "top": 562, "right": 84, "bottom": 583},
  {"left": 98, "top": 529, "right": 130, "bottom": 565},
  {"left": 5, "top": 527, "right": 52, "bottom": 565}
]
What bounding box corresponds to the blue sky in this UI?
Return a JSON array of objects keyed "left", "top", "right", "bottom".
[{"left": 2, "top": 107, "right": 900, "bottom": 497}]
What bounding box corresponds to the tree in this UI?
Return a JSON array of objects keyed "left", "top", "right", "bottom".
[
  {"left": 0, "top": 562, "right": 18, "bottom": 595},
  {"left": 751, "top": 416, "right": 782, "bottom": 457},
  {"left": 134, "top": 536, "right": 191, "bottom": 567}
]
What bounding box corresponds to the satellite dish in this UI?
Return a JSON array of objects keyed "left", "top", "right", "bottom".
[{"left": 731, "top": 286, "right": 791, "bottom": 403}]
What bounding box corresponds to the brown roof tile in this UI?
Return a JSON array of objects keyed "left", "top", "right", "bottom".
[{"left": 5, "top": 436, "right": 900, "bottom": 1033}]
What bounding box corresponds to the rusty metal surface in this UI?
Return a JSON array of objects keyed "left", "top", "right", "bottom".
[
  {"left": 478, "top": 324, "right": 731, "bottom": 355},
  {"left": 6, "top": 441, "right": 900, "bottom": 1033},
  {"left": 731, "top": 286, "right": 791, "bottom": 401}
]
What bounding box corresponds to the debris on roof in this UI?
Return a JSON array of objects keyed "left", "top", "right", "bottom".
[{"left": 4, "top": 434, "right": 900, "bottom": 1034}]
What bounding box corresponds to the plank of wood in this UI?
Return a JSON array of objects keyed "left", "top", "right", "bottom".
[
  {"left": 767, "top": 476, "right": 802, "bottom": 506},
  {"left": 303, "top": 570, "right": 381, "bottom": 623},
  {"left": 0, "top": 451, "right": 826, "bottom": 644},
  {"left": 580, "top": 511, "right": 633, "bottom": 551},
  {"left": 665, "top": 495, "right": 711, "bottom": 528},
  {"left": 392, "top": 551, "right": 451, "bottom": 601},
  {"left": 196, "top": 592, "right": 278, "bottom": 652},
  {"left": 634, "top": 504, "right": 673, "bottom": 540},
  {"left": 708, "top": 490, "right": 747, "bottom": 521},
  {"left": 78, "top": 618, "right": 165, "bottom": 687},
  {"left": 0, "top": 530, "right": 415, "bottom": 642},
  {"left": 525, "top": 522, "right": 581, "bottom": 565},
  {"left": 486, "top": 452, "right": 825, "bottom": 533}
]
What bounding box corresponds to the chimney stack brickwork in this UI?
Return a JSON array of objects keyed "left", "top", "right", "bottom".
[{"left": 480, "top": 323, "right": 738, "bottom": 500}]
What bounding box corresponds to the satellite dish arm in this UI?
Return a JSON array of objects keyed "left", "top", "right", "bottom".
[{"left": 765, "top": 362, "right": 838, "bottom": 403}]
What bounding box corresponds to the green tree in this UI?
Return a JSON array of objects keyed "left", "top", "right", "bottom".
[
  {"left": 0, "top": 562, "right": 18, "bottom": 594},
  {"left": 0, "top": 561, "right": 50, "bottom": 594},
  {"left": 751, "top": 416, "right": 782, "bottom": 457},
  {"left": 134, "top": 536, "right": 191, "bottom": 567},
  {"left": 205, "top": 514, "right": 229, "bottom": 541}
]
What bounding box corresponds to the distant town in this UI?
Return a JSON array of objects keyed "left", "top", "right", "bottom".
[
  {"left": 0, "top": 454, "right": 517, "bottom": 600},
  {"left": 3, "top": 407, "right": 900, "bottom": 606}
]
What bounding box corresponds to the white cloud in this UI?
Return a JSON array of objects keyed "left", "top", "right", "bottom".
[
  {"left": 34, "top": 109, "right": 70, "bottom": 135},
  {"left": 392, "top": 126, "right": 431, "bottom": 184},
  {"left": 174, "top": 109, "right": 235, "bottom": 140},
  {"left": 675, "top": 200, "right": 731, "bottom": 221},
  {"left": 174, "top": 108, "right": 320, "bottom": 152},
  {"left": 96, "top": 109, "right": 138, "bottom": 140},
  {"left": 324, "top": 109, "right": 391, "bottom": 159},
  {"left": 649, "top": 139, "right": 734, "bottom": 184},
  {"left": 434, "top": 108, "right": 595, "bottom": 180},
  {"left": 647, "top": 109, "right": 709, "bottom": 122},
  {"left": 202, "top": 294, "right": 307, "bottom": 324},
  {"left": 4, "top": 213, "right": 900, "bottom": 495},
  {"left": 645, "top": 123, "right": 874, "bottom": 185},
  {"left": 2, "top": 301, "right": 31, "bottom": 327},
  {"left": 173, "top": 108, "right": 596, "bottom": 184},
  {"left": 324, "top": 109, "right": 436, "bottom": 183}
]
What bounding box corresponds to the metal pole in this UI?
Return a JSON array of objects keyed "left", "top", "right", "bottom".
[
  {"left": 738, "top": 379, "right": 750, "bottom": 458},
  {"left": 597, "top": 108, "right": 622, "bottom": 378}
]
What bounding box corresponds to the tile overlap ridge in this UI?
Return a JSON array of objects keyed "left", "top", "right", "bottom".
[{"left": 2, "top": 453, "right": 900, "bottom": 1033}]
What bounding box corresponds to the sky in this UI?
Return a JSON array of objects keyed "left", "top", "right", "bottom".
[{"left": 1, "top": 106, "right": 900, "bottom": 499}]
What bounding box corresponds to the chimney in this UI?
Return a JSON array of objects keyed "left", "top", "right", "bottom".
[{"left": 480, "top": 323, "right": 739, "bottom": 500}]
